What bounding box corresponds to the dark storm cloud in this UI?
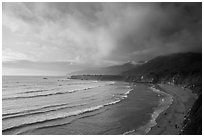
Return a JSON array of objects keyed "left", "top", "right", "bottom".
[
  {"left": 3, "top": 2, "right": 202, "bottom": 75},
  {"left": 111, "top": 3, "right": 202, "bottom": 62}
]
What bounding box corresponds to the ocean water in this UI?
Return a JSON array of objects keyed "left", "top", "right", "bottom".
[{"left": 2, "top": 76, "right": 172, "bottom": 135}]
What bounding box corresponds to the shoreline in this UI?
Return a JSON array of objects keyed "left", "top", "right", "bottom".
[
  {"left": 67, "top": 79, "right": 198, "bottom": 135},
  {"left": 124, "top": 84, "right": 174, "bottom": 135},
  {"left": 147, "top": 84, "right": 196, "bottom": 135}
]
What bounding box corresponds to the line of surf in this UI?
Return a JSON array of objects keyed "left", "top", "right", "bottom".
[
  {"left": 2, "top": 85, "right": 104, "bottom": 101},
  {"left": 3, "top": 88, "right": 133, "bottom": 133},
  {"left": 3, "top": 103, "right": 87, "bottom": 120}
]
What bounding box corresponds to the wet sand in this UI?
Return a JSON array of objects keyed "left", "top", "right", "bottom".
[{"left": 148, "top": 84, "right": 197, "bottom": 135}]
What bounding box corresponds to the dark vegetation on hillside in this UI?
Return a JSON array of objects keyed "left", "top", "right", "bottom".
[{"left": 123, "top": 52, "right": 202, "bottom": 94}]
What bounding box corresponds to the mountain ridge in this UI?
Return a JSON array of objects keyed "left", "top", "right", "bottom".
[
  {"left": 122, "top": 52, "right": 201, "bottom": 88},
  {"left": 69, "top": 61, "right": 142, "bottom": 75}
]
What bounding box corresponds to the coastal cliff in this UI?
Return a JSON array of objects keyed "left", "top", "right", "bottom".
[{"left": 70, "top": 52, "right": 202, "bottom": 135}]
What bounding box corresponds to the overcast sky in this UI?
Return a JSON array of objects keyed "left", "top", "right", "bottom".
[{"left": 3, "top": 2, "right": 202, "bottom": 76}]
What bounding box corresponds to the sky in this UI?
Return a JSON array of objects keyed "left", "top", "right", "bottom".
[{"left": 2, "top": 2, "right": 202, "bottom": 76}]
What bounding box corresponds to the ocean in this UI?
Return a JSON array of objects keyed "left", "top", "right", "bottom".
[{"left": 2, "top": 76, "right": 173, "bottom": 135}]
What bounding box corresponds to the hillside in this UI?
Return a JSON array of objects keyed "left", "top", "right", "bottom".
[{"left": 122, "top": 52, "right": 202, "bottom": 94}]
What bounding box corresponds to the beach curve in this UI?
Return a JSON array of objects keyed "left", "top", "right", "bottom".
[{"left": 147, "top": 84, "right": 197, "bottom": 135}]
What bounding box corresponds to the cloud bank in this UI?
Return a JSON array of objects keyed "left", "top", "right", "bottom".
[{"left": 3, "top": 2, "right": 202, "bottom": 75}]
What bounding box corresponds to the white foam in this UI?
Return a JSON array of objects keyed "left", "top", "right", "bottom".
[
  {"left": 141, "top": 86, "right": 173, "bottom": 134},
  {"left": 124, "top": 89, "right": 132, "bottom": 95},
  {"left": 123, "top": 129, "right": 136, "bottom": 135}
]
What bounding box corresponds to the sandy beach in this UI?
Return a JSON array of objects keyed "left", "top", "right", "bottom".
[{"left": 148, "top": 84, "right": 197, "bottom": 135}]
